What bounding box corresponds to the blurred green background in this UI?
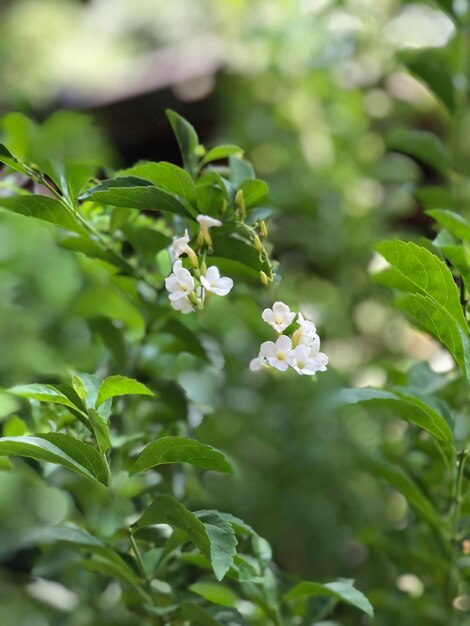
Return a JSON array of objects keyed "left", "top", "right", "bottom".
[{"left": 0, "top": 1, "right": 461, "bottom": 624}]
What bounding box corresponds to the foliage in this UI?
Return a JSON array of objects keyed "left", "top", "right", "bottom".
[{"left": 0, "top": 110, "right": 371, "bottom": 625}]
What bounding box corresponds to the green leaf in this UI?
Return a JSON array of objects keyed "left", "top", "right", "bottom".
[
  {"left": 202, "top": 145, "right": 243, "bottom": 165},
  {"left": 0, "top": 194, "right": 86, "bottom": 235},
  {"left": 387, "top": 130, "right": 450, "bottom": 176},
  {"left": 135, "top": 495, "right": 236, "bottom": 580},
  {"left": 433, "top": 231, "right": 470, "bottom": 292},
  {"left": 396, "top": 293, "right": 470, "bottom": 377},
  {"left": 22, "top": 526, "right": 124, "bottom": 565},
  {"left": 81, "top": 177, "right": 193, "bottom": 218},
  {"left": 130, "top": 436, "right": 232, "bottom": 474},
  {"left": 88, "top": 409, "right": 112, "bottom": 454},
  {"left": 427, "top": 209, "right": 470, "bottom": 242},
  {"left": 229, "top": 155, "right": 255, "bottom": 185},
  {"left": 166, "top": 109, "right": 200, "bottom": 176},
  {"left": 284, "top": 578, "right": 373, "bottom": 617},
  {"left": 52, "top": 161, "right": 95, "bottom": 204},
  {"left": 211, "top": 230, "right": 272, "bottom": 279},
  {"left": 339, "top": 387, "right": 453, "bottom": 444},
  {"left": 178, "top": 603, "right": 223, "bottom": 626},
  {"left": 376, "top": 240, "right": 468, "bottom": 333},
  {"left": 0, "top": 434, "right": 108, "bottom": 484},
  {"left": 0, "top": 143, "right": 31, "bottom": 176},
  {"left": 400, "top": 49, "right": 455, "bottom": 112},
  {"left": 416, "top": 186, "right": 456, "bottom": 210},
  {"left": 96, "top": 375, "right": 154, "bottom": 407},
  {"left": 190, "top": 582, "right": 238, "bottom": 607},
  {"left": 239, "top": 179, "right": 269, "bottom": 208},
  {"left": 370, "top": 460, "right": 443, "bottom": 530},
  {"left": 196, "top": 511, "right": 238, "bottom": 582},
  {"left": 372, "top": 266, "right": 419, "bottom": 292},
  {"left": 9, "top": 384, "right": 84, "bottom": 413},
  {"left": 118, "top": 162, "right": 195, "bottom": 202}
]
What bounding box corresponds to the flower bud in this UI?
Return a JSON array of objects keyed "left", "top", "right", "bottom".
[
  {"left": 187, "top": 247, "right": 199, "bottom": 269},
  {"left": 253, "top": 235, "right": 263, "bottom": 254},
  {"left": 200, "top": 260, "right": 207, "bottom": 275},
  {"left": 188, "top": 291, "right": 200, "bottom": 307},
  {"left": 220, "top": 199, "right": 228, "bottom": 216},
  {"left": 235, "top": 189, "right": 246, "bottom": 220},
  {"left": 197, "top": 231, "right": 205, "bottom": 249},
  {"left": 260, "top": 270, "right": 269, "bottom": 287},
  {"left": 260, "top": 220, "right": 268, "bottom": 238}
]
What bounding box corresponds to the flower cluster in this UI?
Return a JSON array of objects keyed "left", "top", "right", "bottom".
[
  {"left": 165, "top": 215, "right": 233, "bottom": 313},
  {"left": 250, "top": 302, "right": 328, "bottom": 376}
]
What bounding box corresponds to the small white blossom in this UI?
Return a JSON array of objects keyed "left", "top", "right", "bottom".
[
  {"left": 262, "top": 301, "right": 296, "bottom": 333},
  {"left": 259, "top": 335, "right": 293, "bottom": 371},
  {"left": 197, "top": 214, "right": 222, "bottom": 245},
  {"left": 249, "top": 356, "right": 263, "bottom": 371},
  {"left": 297, "top": 312, "right": 316, "bottom": 338},
  {"left": 170, "top": 296, "right": 195, "bottom": 314},
  {"left": 165, "top": 260, "right": 194, "bottom": 301},
  {"left": 200, "top": 266, "right": 233, "bottom": 296},
  {"left": 171, "top": 229, "right": 191, "bottom": 260},
  {"left": 287, "top": 343, "right": 328, "bottom": 375}
]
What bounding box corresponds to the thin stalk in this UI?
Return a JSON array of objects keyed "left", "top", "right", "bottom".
[
  {"left": 447, "top": 449, "right": 468, "bottom": 622},
  {"left": 128, "top": 529, "right": 152, "bottom": 592},
  {"left": 41, "top": 176, "right": 161, "bottom": 294}
]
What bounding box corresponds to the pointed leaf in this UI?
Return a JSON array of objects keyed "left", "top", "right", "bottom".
[
  {"left": 118, "top": 162, "right": 195, "bottom": 202},
  {"left": 82, "top": 177, "right": 192, "bottom": 217},
  {"left": 202, "top": 145, "right": 243, "bottom": 165},
  {"left": 376, "top": 240, "right": 468, "bottom": 333},
  {"left": 400, "top": 49, "right": 455, "bottom": 112},
  {"left": 130, "top": 436, "right": 232, "bottom": 474},
  {"left": 9, "top": 384, "right": 84, "bottom": 412},
  {"left": 427, "top": 209, "right": 470, "bottom": 242},
  {"left": 0, "top": 194, "right": 86, "bottom": 235},
  {"left": 0, "top": 435, "right": 108, "bottom": 484},
  {"left": 284, "top": 578, "right": 373, "bottom": 617},
  {"left": 96, "top": 375, "right": 154, "bottom": 408},
  {"left": 339, "top": 387, "right": 453, "bottom": 444},
  {"left": 387, "top": 129, "right": 450, "bottom": 175},
  {"left": 0, "top": 143, "right": 31, "bottom": 176},
  {"left": 396, "top": 293, "right": 470, "bottom": 378},
  {"left": 166, "top": 110, "right": 200, "bottom": 176},
  {"left": 135, "top": 495, "right": 235, "bottom": 580}
]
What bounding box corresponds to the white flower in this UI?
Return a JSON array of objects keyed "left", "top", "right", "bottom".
[
  {"left": 262, "top": 301, "right": 296, "bottom": 333},
  {"left": 170, "top": 296, "right": 194, "bottom": 314},
  {"left": 293, "top": 312, "right": 318, "bottom": 346},
  {"left": 165, "top": 260, "right": 194, "bottom": 301},
  {"left": 171, "top": 229, "right": 191, "bottom": 260},
  {"left": 197, "top": 214, "right": 222, "bottom": 245},
  {"left": 297, "top": 312, "right": 316, "bottom": 337},
  {"left": 249, "top": 356, "right": 263, "bottom": 371},
  {"left": 287, "top": 341, "right": 328, "bottom": 375},
  {"left": 259, "top": 335, "right": 293, "bottom": 371},
  {"left": 200, "top": 266, "right": 233, "bottom": 296}
]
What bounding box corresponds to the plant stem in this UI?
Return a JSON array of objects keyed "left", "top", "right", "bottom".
[
  {"left": 447, "top": 449, "right": 468, "bottom": 622},
  {"left": 128, "top": 529, "right": 152, "bottom": 590},
  {"left": 41, "top": 176, "right": 161, "bottom": 294}
]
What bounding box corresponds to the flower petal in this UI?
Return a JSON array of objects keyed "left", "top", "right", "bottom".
[
  {"left": 270, "top": 358, "right": 289, "bottom": 372},
  {"left": 260, "top": 341, "right": 277, "bottom": 358},
  {"left": 276, "top": 335, "right": 292, "bottom": 351},
  {"left": 261, "top": 308, "right": 275, "bottom": 324},
  {"left": 249, "top": 357, "right": 263, "bottom": 371},
  {"left": 213, "top": 277, "right": 233, "bottom": 296},
  {"left": 205, "top": 266, "right": 221, "bottom": 283}
]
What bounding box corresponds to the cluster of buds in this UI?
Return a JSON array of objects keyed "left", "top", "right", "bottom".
[
  {"left": 165, "top": 215, "right": 233, "bottom": 313},
  {"left": 250, "top": 302, "right": 328, "bottom": 376}
]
